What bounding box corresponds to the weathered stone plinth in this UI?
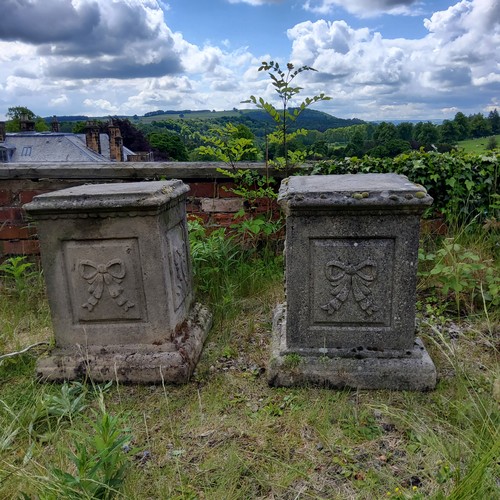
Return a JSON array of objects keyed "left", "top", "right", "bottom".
[
  {"left": 25, "top": 181, "right": 212, "bottom": 383},
  {"left": 269, "top": 174, "right": 436, "bottom": 391}
]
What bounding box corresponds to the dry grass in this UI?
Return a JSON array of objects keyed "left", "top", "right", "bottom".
[{"left": 0, "top": 249, "right": 498, "bottom": 499}]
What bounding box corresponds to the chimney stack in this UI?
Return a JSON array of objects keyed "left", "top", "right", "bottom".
[
  {"left": 85, "top": 120, "right": 101, "bottom": 154},
  {"left": 108, "top": 121, "right": 124, "bottom": 161},
  {"left": 0, "top": 122, "right": 5, "bottom": 142},
  {"left": 51, "top": 116, "right": 60, "bottom": 133},
  {"left": 20, "top": 114, "right": 35, "bottom": 132}
]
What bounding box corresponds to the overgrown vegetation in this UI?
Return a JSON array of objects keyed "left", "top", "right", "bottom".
[
  {"left": 0, "top": 257, "right": 50, "bottom": 355},
  {"left": 2, "top": 91, "right": 498, "bottom": 499},
  {"left": 1, "top": 201, "right": 498, "bottom": 498},
  {"left": 308, "top": 150, "right": 499, "bottom": 226},
  {"left": 188, "top": 217, "right": 282, "bottom": 326},
  {"left": 242, "top": 61, "right": 330, "bottom": 173}
]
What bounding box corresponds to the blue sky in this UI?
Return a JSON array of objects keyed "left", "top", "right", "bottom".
[
  {"left": 168, "top": 0, "right": 450, "bottom": 52},
  {"left": 0, "top": 0, "right": 498, "bottom": 121}
]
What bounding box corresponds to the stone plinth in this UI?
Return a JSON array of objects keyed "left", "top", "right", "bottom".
[
  {"left": 25, "top": 181, "right": 212, "bottom": 383},
  {"left": 269, "top": 174, "right": 436, "bottom": 391}
]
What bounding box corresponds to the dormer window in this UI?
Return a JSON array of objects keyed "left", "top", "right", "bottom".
[
  {"left": 0, "top": 146, "right": 14, "bottom": 162},
  {"left": 21, "top": 146, "right": 32, "bottom": 156}
]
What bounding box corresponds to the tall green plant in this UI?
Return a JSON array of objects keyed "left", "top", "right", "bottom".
[
  {"left": 0, "top": 256, "right": 37, "bottom": 296},
  {"left": 196, "top": 119, "right": 281, "bottom": 249},
  {"left": 419, "top": 238, "right": 499, "bottom": 317},
  {"left": 243, "top": 61, "right": 331, "bottom": 173},
  {"left": 197, "top": 123, "right": 258, "bottom": 168},
  {"left": 188, "top": 217, "right": 282, "bottom": 324},
  {"left": 45, "top": 394, "right": 131, "bottom": 499}
]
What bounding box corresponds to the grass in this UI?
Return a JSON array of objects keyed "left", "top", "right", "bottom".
[
  {"left": 139, "top": 110, "right": 246, "bottom": 124},
  {"left": 0, "top": 258, "right": 51, "bottom": 355},
  {"left": 456, "top": 135, "right": 500, "bottom": 154},
  {"left": 0, "top": 222, "right": 498, "bottom": 499}
]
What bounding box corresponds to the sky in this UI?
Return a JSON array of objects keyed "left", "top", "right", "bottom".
[{"left": 0, "top": 0, "right": 498, "bottom": 122}]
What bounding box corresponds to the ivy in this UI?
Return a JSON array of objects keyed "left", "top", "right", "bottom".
[{"left": 308, "top": 150, "right": 499, "bottom": 224}]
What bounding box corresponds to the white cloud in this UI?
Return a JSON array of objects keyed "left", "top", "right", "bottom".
[
  {"left": 83, "top": 99, "right": 120, "bottom": 114},
  {"left": 50, "top": 94, "right": 69, "bottom": 106},
  {"left": 286, "top": 0, "right": 499, "bottom": 119},
  {"left": 0, "top": 0, "right": 182, "bottom": 79},
  {"left": 303, "top": 0, "right": 423, "bottom": 17},
  {"left": 227, "top": 0, "right": 283, "bottom": 5},
  {"left": 0, "top": 0, "right": 498, "bottom": 121}
]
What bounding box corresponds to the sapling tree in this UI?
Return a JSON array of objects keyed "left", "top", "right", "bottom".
[
  {"left": 243, "top": 61, "right": 331, "bottom": 174},
  {"left": 196, "top": 122, "right": 258, "bottom": 169}
]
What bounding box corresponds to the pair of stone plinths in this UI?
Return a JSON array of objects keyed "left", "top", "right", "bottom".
[{"left": 26, "top": 174, "right": 436, "bottom": 390}]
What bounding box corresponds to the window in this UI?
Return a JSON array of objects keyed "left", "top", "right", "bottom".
[
  {"left": 0, "top": 148, "right": 7, "bottom": 162},
  {"left": 21, "top": 146, "right": 32, "bottom": 156}
]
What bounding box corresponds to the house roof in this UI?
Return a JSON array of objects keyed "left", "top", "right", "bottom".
[
  {"left": 0, "top": 132, "right": 134, "bottom": 163},
  {"left": 76, "top": 134, "right": 135, "bottom": 161}
]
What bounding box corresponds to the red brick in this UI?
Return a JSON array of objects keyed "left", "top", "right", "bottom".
[
  {"left": 0, "top": 224, "right": 37, "bottom": 240},
  {"left": 2, "top": 239, "right": 40, "bottom": 256},
  {"left": 188, "top": 182, "right": 217, "bottom": 198},
  {"left": 19, "top": 190, "right": 46, "bottom": 204},
  {"left": 185, "top": 202, "right": 202, "bottom": 214},
  {"left": 210, "top": 213, "right": 236, "bottom": 227},
  {"left": 188, "top": 213, "right": 209, "bottom": 224},
  {"left": 251, "top": 198, "right": 270, "bottom": 211},
  {"left": 218, "top": 182, "right": 240, "bottom": 198},
  {"left": 0, "top": 208, "right": 23, "bottom": 222},
  {"left": 0, "top": 190, "right": 12, "bottom": 206},
  {"left": 421, "top": 218, "right": 448, "bottom": 235}
]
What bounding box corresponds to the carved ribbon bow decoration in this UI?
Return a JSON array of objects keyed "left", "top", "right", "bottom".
[
  {"left": 79, "top": 259, "right": 135, "bottom": 312},
  {"left": 321, "top": 259, "right": 378, "bottom": 316}
]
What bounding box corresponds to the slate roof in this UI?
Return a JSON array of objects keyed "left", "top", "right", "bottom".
[{"left": 0, "top": 132, "right": 134, "bottom": 163}]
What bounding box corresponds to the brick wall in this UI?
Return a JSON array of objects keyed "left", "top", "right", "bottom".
[{"left": 0, "top": 162, "right": 283, "bottom": 259}]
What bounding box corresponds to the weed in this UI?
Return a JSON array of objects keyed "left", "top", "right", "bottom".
[
  {"left": 282, "top": 353, "right": 302, "bottom": 369},
  {"left": 0, "top": 256, "right": 49, "bottom": 352},
  {"left": 243, "top": 60, "right": 330, "bottom": 174},
  {"left": 340, "top": 411, "right": 383, "bottom": 443},
  {"left": 0, "top": 256, "right": 37, "bottom": 295},
  {"left": 1, "top": 215, "right": 499, "bottom": 499},
  {"left": 188, "top": 217, "right": 282, "bottom": 324},
  {"left": 44, "top": 393, "right": 132, "bottom": 499},
  {"left": 419, "top": 235, "right": 499, "bottom": 317},
  {"left": 375, "top": 319, "right": 500, "bottom": 499},
  {"left": 196, "top": 123, "right": 258, "bottom": 168},
  {"left": 230, "top": 209, "right": 283, "bottom": 252}
]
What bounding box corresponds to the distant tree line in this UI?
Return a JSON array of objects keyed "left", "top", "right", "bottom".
[
  {"left": 3, "top": 105, "right": 498, "bottom": 161},
  {"left": 327, "top": 110, "right": 499, "bottom": 159},
  {"left": 133, "top": 109, "right": 499, "bottom": 161}
]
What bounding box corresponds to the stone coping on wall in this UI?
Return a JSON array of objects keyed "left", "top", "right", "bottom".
[
  {"left": 0, "top": 162, "right": 286, "bottom": 257},
  {"left": 0, "top": 162, "right": 287, "bottom": 180}
]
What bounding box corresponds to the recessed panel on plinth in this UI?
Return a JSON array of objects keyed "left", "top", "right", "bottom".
[
  {"left": 63, "top": 238, "right": 146, "bottom": 324},
  {"left": 311, "top": 237, "right": 394, "bottom": 327},
  {"left": 167, "top": 222, "right": 191, "bottom": 312}
]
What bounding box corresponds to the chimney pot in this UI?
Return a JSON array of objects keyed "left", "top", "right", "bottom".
[
  {"left": 85, "top": 120, "right": 101, "bottom": 154},
  {"left": 20, "top": 114, "right": 35, "bottom": 132},
  {"left": 51, "top": 116, "right": 60, "bottom": 133},
  {"left": 108, "top": 121, "right": 124, "bottom": 161}
]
